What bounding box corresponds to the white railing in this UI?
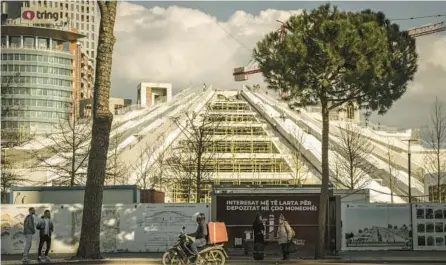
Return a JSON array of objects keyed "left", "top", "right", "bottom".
[{"left": 2, "top": 44, "right": 73, "bottom": 55}]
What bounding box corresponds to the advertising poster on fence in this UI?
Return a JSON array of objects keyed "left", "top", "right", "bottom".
[
  {"left": 341, "top": 203, "right": 411, "bottom": 251},
  {"left": 216, "top": 194, "right": 335, "bottom": 252},
  {"left": 412, "top": 203, "right": 446, "bottom": 250},
  {"left": 1, "top": 203, "right": 210, "bottom": 254}
]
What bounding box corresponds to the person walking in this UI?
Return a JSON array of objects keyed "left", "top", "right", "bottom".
[
  {"left": 22, "top": 207, "right": 36, "bottom": 262},
  {"left": 277, "top": 214, "right": 293, "bottom": 260},
  {"left": 36, "top": 210, "right": 54, "bottom": 262},
  {"left": 252, "top": 212, "right": 265, "bottom": 260}
]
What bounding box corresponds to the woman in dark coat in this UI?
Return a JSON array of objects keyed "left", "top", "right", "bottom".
[{"left": 252, "top": 213, "right": 265, "bottom": 244}]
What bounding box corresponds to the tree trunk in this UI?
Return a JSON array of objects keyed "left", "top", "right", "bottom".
[
  {"left": 437, "top": 153, "right": 442, "bottom": 202},
  {"left": 196, "top": 155, "right": 202, "bottom": 203},
  {"left": 315, "top": 103, "right": 330, "bottom": 259},
  {"left": 75, "top": 1, "right": 117, "bottom": 259}
]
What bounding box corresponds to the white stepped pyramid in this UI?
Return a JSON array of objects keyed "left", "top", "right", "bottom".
[{"left": 12, "top": 85, "right": 426, "bottom": 203}]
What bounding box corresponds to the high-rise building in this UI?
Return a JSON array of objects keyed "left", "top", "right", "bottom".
[
  {"left": 0, "top": 22, "right": 86, "bottom": 143},
  {"left": 1, "top": 0, "right": 99, "bottom": 67}
]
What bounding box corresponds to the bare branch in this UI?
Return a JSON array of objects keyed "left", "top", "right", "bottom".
[
  {"left": 29, "top": 115, "right": 92, "bottom": 186},
  {"left": 424, "top": 97, "right": 446, "bottom": 202},
  {"left": 331, "top": 123, "right": 374, "bottom": 189}
]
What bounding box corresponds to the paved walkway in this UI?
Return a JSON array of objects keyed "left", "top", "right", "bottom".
[{"left": 2, "top": 251, "right": 446, "bottom": 265}]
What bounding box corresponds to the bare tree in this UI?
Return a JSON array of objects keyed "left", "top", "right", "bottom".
[
  {"left": 385, "top": 137, "right": 399, "bottom": 204},
  {"left": 132, "top": 143, "right": 154, "bottom": 190},
  {"left": 31, "top": 115, "right": 91, "bottom": 186},
  {"left": 1, "top": 150, "right": 28, "bottom": 202},
  {"left": 76, "top": 1, "right": 117, "bottom": 259},
  {"left": 106, "top": 130, "right": 128, "bottom": 185},
  {"left": 424, "top": 97, "right": 446, "bottom": 202},
  {"left": 166, "top": 145, "right": 198, "bottom": 202},
  {"left": 170, "top": 106, "right": 223, "bottom": 202},
  {"left": 150, "top": 146, "right": 168, "bottom": 191},
  {"left": 331, "top": 123, "right": 374, "bottom": 189},
  {"left": 289, "top": 130, "right": 309, "bottom": 184},
  {"left": 1, "top": 72, "right": 37, "bottom": 147}
]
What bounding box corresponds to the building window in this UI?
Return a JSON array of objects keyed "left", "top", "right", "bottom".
[
  {"left": 9, "top": 36, "right": 21, "bottom": 48},
  {"left": 23, "top": 36, "right": 35, "bottom": 48},
  {"left": 62, "top": 41, "right": 70, "bottom": 52},
  {"left": 37, "top": 38, "right": 49, "bottom": 49},
  {"left": 1, "top": 36, "right": 6, "bottom": 47}
]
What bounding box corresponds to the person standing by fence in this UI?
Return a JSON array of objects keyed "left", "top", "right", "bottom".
[
  {"left": 252, "top": 212, "right": 265, "bottom": 260},
  {"left": 22, "top": 207, "right": 36, "bottom": 262},
  {"left": 277, "top": 214, "right": 294, "bottom": 260},
  {"left": 36, "top": 210, "right": 54, "bottom": 262}
]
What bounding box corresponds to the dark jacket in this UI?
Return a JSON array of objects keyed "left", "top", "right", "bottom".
[
  {"left": 36, "top": 218, "right": 54, "bottom": 237},
  {"left": 253, "top": 219, "right": 264, "bottom": 235},
  {"left": 23, "top": 214, "right": 35, "bottom": 235},
  {"left": 253, "top": 219, "right": 265, "bottom": 244},
  {"left": 190, "top": 220, "right": 208, "bottom": 239}
]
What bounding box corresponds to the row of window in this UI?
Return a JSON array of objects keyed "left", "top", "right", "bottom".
[
  {"left": 1, "top": 76, "right": 71, "bottom": 87},
  {"left": 1, "top": 87, "right": 71, "bottom": 98},
  {"left": 2, "top": 98, "right": 71, "bottom": 109},
  {"left": 2, "top": 36, "right": 71, "bottom": 52},
  {"left": 2, "top": 109, "right": 68, "bottom": 119},
  {"left": 1, "top": 53, "right": 72, "bottom": 66},
  {"left": 1, "top": 120, "right": 57, "bottom": 130},
  {"left": 2, "top": 64, "right": 72, "bottom": 76}
]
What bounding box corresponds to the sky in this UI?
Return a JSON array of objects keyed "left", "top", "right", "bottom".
[
  {"left": 110, "top": 1, "right": 446, "bottom": 130},
  {"left": 343, "top": 205, "right": 410, "bottom": 234}
]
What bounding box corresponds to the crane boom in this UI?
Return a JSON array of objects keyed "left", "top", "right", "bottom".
[
  {"left": 406, "top": 21, "right": 446, "bottom": 37},
  {"left": 234, "top": 21, "right": 446, "bottom": 80}
]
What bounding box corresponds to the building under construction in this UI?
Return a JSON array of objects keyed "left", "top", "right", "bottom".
[
  {"left": 8, "top": 85, "right": 433, "bottom": 204},
  {"left": 165, "top": 90, "right": 312, "bottom": 202}
]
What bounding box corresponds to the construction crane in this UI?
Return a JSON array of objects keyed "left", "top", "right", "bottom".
[{"left": 233, "top": 21, "right": 446, "bottom": 81}]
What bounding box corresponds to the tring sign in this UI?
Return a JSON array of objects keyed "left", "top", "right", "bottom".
[{"left": 21, "top": 7, "right": 60, "bottom": 24}]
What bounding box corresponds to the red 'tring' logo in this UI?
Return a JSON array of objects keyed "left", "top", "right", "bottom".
[{"left": 22, "top": 10, "right": 36, "bottom": 20}]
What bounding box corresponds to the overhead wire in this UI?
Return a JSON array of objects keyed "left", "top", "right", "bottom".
[
  {"left": 205, "top": 15, "right": 257, "bottom": 69},
  {"left": 390, "top": 14, "right": 446, "bottom": 21}
]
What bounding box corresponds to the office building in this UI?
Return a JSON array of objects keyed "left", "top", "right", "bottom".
[
  {"left": 1, "top": 0, "right": 99, "bottom": 66},
  {"left": 0, "top": 22, "right": 87, "bottom": 143}
]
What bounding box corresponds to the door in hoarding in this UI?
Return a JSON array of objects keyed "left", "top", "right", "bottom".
[
  {"left": 413, "top": 203, "right": 446, "bottom": 250},
  {"left": 215, "top": 194, "right": 335, "bottom": 252},
  {"left": 341, "top": 203, "right": 412, "bottom": 251}
]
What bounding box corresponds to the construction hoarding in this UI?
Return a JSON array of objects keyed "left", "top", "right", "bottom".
[
  {"left": 0, "top": 203, "right": 210, "bottom": 254},
  {"left": 214, "top": 193, "right": 338, "bottom": 253},
  {"left": 413, "top": 203, "right": 446, "bottom": 250},
  {"left": 341, "top": 203, "right": 412, "bottom": 251}
]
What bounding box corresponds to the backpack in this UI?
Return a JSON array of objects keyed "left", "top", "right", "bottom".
[{"left": 285, "top": 221, "right": 295, "bottom": 238}]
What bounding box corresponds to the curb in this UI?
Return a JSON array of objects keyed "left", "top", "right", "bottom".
[{"left": 5, "top": 258, "right": 446, "bottom": 265}]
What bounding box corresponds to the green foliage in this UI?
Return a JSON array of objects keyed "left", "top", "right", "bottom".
[{"left": 253, "top": 4, "right": 418, "bottom": 114}]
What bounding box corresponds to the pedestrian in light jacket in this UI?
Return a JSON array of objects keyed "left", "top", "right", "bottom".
[
  {"left": 277, "top": 214, "right": 293, "bottom": 260},
  {"left": 22, "top": 207, "right": 36, "bottom": 262},
  {"left": 36, "top": 210, "right": 54, "bottom": 262}
]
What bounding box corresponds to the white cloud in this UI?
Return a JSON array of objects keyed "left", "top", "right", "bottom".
[
  {"left": 111, "top": 2, "right": 302, "bottom": 98},
  {"left": 111, "top": 2, "right": 446, "bottom": 129}
]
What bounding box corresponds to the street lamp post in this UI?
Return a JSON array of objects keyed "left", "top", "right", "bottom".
[
  {"left": 403, "top": 139, "right": 417, "bottom": 203},
  {"left": 403, "top": 138, "right": 417, "bottom": 251}
]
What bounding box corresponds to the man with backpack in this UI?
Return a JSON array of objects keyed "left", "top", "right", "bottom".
[{"left": 36, "top": 210, "right": 54, "bottom": 262}]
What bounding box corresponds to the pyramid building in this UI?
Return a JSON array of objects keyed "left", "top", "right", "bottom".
[{"left": 10, "top": 85, "right": 429, "bottom": 203}]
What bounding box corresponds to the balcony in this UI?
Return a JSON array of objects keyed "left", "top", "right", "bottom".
[{"left": 2, "top": 44, "right": 73, "bottom": 56}]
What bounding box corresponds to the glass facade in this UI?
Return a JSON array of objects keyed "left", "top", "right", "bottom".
[{"left": 1, "top": 34, "right": 74, "bottom": 136}]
